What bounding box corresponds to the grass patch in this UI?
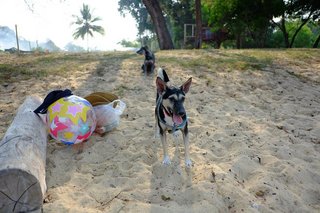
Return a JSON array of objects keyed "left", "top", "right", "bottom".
[
  {"left": 0, "top": 49, "right": 319, "bottom": 84},
  {"left": 0, "top": 52, "right": 134, "bottom": 83},
  {"left": 158, "top": 49, "right": 274, "bottom": 73},
  {"left": 282, "top": 48, "right": 318, "bottom": 59},
  {"left": 0, "top": 63, "right": 48, "bottom": 82},
  {"left": 221, "top": 54, "right": 273, "bottom": 71}
]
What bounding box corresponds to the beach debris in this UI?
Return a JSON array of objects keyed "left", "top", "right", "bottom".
[
  {"left": 251, "top": 203, "right": 260, "bottom": 209},
  {"left": 257, "top": 156, "right": 261, "bottom": 164},
  {"left": 84, "top": 92, "right": 126, "bottom": 134},
  {"left": 211, "top": 170, "right": 216, "bottom": 183},
  {"left": 93, "top": 99, "right": 126, "bottom": 134},
  {"left": 255, "top": 190, "right": 265, "bottom": 197},
  {"left": 161, "top": 195, "right": 171, "bottom": 201},
  {"left": 43, "top": 194, "right": 53, "bottom": 203}
]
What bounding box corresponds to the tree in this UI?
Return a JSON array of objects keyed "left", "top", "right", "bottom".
[
  {"left": 272, "top": 0, "right": 320, "bottom": 48},
  {"left": 117, "top": 39, "right": 140, "bottom": 48},
  {"left": 313, "top": 29, "right": 320, "bottom": 47},
  {"left": 288, "top": 0, "right": 320, "bottom": 47},
  {"left": 119, "top": 0, "right": 174, "bottom": 50},
  {"left": 265, "top": 19, "right": 320, "bottom": 48},
  {"left": 72, "top": 4, "right": 105, "bottom": 52},
  {"left": 118, "top": 0, "right": 152, "bottom": 36},
  {"left": 159, "top": 0, "right": 194, "bottom": 48},
  {"left": 203, "top": 0, "right": 284, "bottom": 48},
  {"left": 195, "top": 0, "right": 202, "bottom": 48},
  {"left": 141, "top": 0, "right": 174, "bottom": 49}
]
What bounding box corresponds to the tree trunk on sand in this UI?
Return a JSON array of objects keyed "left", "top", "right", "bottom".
[
  {"left": 0, "top": 96, "right": 47, "bottom": 213},
  {"left": 195, "top": 0, "right": 202, "bottom": 49},
  {"left": 142, "top": 0, "right": 174, "bottom": 50}
]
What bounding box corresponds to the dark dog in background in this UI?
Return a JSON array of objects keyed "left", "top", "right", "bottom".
[
  {"left": 136, "top": 46, "right": 155, "bottom": 75},
  {"left": 155, "top": 68, "right": 192, "bottom": 167}
]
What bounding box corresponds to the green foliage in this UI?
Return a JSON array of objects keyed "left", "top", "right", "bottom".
[
  {"left": 266, "top": 29, "right": 285, "bottom": 48},
  {"left": 202, "top": 0, "right": 320, "bottom": 48},
  {"left": 118, "top": 0, "right": 153, "bottom": 36},
  {"left": 287, "top": 21, "right": 314, "bottom": 47},
  {"left": 286, "top": 0, "right": 320, "bottom": 21},
  {"left": 265, "top": 20, "right": 318, "bottom": 48},
  {"left": 160, "top": 0, "right": 194, "bottom": 48},
  {"left": 202, "top": 0, "right": 285, "bottom": 48},
  {"left": 117, "top": 39, "right": 140, "bottom": 48},
  {"left": 118, "top": 0, "right": 194, "bottom": 48},
  {"left": 118, "top": 0, "right": 319, "bottom": 49}
]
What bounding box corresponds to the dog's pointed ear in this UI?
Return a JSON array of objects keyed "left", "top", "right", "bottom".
[
  {"left": 181, "top": 77, "right": 192, "bottom": 94},
  {"left": 156, "top": 77, "right": 167, "bottom": 94}
]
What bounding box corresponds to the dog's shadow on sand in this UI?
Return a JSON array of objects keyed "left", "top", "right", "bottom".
[{"left": 148, "top": 133, "right": 194, "bottom": 209}]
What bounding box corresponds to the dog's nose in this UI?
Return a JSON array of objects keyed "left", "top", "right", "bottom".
[{"left": 178, "top": 111, "right": 185, "bottom": 117}]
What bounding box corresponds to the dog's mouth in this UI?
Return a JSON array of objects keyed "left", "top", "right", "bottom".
[
  {"left": 165, "top": 107, "right": 183, "bottom": 125},
  {"left": 172, "top": 113, "right": 183, "bottom": 125}
]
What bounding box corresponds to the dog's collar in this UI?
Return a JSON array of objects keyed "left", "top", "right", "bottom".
[{"left": 156, "top": 96, "right": 188, "bottom": 132}]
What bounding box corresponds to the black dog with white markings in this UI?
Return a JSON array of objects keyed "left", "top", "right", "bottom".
[
  {"left": 155, "top": 68, "right": 192, "bottom": 167},
  {"left": 136, "top": 46, "right": 155, "bottom": 75}
]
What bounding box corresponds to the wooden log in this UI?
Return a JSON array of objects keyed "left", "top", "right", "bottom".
[{"left": 0, "top": 96, "right": 47, "bottom": 213}]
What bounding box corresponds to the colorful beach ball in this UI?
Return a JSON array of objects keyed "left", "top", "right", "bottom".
[{"left": 46, "top": 95, "right": 96, "bottom": 145}]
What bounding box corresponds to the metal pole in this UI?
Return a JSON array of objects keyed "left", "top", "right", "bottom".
[{"left": 15, "top": 24, "right": 20, "bottom": 54}]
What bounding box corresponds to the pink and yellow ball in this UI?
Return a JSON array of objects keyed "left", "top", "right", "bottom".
[{"left": 46, "top": 95, "right": 96, "bottom": 145}]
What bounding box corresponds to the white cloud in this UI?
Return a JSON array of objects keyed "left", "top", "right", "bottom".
[{"left": 0, "top": 0, "right": 138, "bottom": 50}]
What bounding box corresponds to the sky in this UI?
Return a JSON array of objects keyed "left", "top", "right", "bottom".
[{"left": 0, "top": 0, "right": 138, "bottom": 50}]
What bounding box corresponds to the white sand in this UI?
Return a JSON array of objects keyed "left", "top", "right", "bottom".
[{"left": 0, "top": 50, "right": 319, "bottom": 212}]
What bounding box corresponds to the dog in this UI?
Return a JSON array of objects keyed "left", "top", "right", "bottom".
[
  {"left": 155, "top": 68, "right": 192, "bottom": 167},
  {"left": 136, "top": 46, "right": 155, "bottom": 75}
]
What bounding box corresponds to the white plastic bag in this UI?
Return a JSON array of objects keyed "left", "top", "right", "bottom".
[{"left": 93, "top": 100, "right": 126, "bottom": 134}]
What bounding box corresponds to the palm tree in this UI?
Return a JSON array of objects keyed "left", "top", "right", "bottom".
[{"left": 72, "top": 4, "right": 105, "bottom": 52}]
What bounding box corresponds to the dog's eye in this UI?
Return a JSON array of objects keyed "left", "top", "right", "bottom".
[
  {"left": 180, "top": 97, "right": 185, "bottom": 102},
  {"left": 169, "top": 97, "right": 175, "bottom": 102}
]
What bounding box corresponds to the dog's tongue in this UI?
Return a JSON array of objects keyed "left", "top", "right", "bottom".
[{"left": 173, "top": 114, "right": 183, "bottom": 125}]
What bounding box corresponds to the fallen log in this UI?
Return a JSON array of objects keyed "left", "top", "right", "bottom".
[{"left": 0, "top": 96, "right": 47, "bottom": 213}]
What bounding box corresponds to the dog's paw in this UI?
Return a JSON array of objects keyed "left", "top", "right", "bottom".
[
  {"left": 154, "top": 132, "right": 160, "bottom": 138},
  {"left": 185, "top": 159, "right": 192, "bottom": 168},
  {"left": 162, "top": 155, "right": 171, "bottom": 166}
]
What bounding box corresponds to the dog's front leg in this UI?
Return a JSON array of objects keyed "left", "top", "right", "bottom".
[
  {"left": 182, "top": 124, "right": 192, "bottom": 168},
  {"left": 151, "top": 63, "right": 155, "bottom": 73},
  {"left": 154, "top": 117, "right": 160, "bottom": 138},
  {"left": 144, "top": 62, "right": 147, "bottom": 77},
  {"left": 160, "top": 128, "right": 171, "bottom": 165}
]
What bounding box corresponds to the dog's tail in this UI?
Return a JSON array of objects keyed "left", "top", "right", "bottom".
[{"left": 157, "top": 68, "right": 170, "bottom": 83}]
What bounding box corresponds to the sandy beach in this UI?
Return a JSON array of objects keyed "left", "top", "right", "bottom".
[{"left": 0, "top": 49, "right": 319, "bottom": 212}]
